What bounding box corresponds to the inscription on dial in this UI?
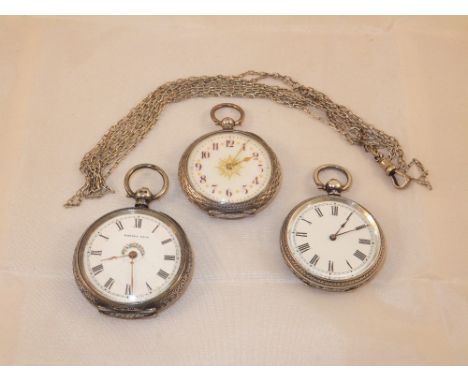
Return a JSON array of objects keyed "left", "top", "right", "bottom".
[
  {"left": 104, "top": 278, "right": 115, "bottom": 290},
  {"left": 157, "top": 269, "right": 169, "bottom": 279},
  {"left": 309, "top": 254, "right": 320, "bottom": 266},
  {"left": 92, "top": 264, "right": 104, "bottom": 275},
  {"left": 134, "top": 218, "right": 142, "bottom": 229},
  {"left": 116, "top": 220, "right": 124, "bottom": 231},
  {"left": 83, "top": 213, "right": 182, "bottom": 304},
  {"left": 353, "top": 249, "right": 367, "bottom": 261},
  {"left": 125, "top": 283, "right": 132, "bottom": 296},
  {"left": 297, "top": 242, "right": 311, "bottom": 254}
]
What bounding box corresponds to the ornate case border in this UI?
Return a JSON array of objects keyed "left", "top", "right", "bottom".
[
  {"left": 280, "top": 195, "right": 385, "bottom": 292},
  {"left": 73, "top": 207, "right": 193, "bottom": 319},
  {"left": 178, "top": 130, "right": 281, "bottom": 219}
]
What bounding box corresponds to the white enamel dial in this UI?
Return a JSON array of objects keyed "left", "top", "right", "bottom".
[
  {"left": 286, "top": 198, "right": 382, "bottom": 282},
  {"left": 186, "top": 132, "right": 273, "bottom": 204},
  {"left": 81, "top": 212, "right": 182, "bottom": 304}
]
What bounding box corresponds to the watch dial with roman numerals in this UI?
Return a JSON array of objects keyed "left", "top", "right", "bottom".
[
  {"left": 81, "top": 212, "right": 182, "bottom": 304},
  {"left": 186, "top": 131, "right": 273, "bottom": 204},
  {"left": 283, "top": 196, "right": 383, "bottom": 287}
]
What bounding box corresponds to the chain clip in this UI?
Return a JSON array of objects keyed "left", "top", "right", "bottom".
[{"left": 366, "top": 147, "right": 411, "bottom": 189}]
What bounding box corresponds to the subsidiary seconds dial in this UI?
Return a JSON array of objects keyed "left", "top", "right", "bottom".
[
  {"left": 83, "top": 213, "right": 181, "bottom": 304},
  {"left": 73, "top": 164, "right": 192, "bottom": 319}
]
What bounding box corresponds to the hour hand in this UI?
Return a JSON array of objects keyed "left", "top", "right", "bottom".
[
  {"left": 101, "top": 254, "right": 129, "bottom": 261},
  {"left": 230, "top": 156, "right": 252, "bottom": 167}
]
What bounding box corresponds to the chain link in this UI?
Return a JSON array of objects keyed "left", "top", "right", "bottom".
[{"left": 65, "top": 71, "right": 431, "bottom": 207}]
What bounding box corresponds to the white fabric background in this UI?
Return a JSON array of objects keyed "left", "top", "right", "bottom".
[{"left": 0, "top": 16, "right": 467, "bottom": 365}]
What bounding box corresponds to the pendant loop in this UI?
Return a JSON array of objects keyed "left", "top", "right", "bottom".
[
  {"left": 124, "top": 164, "right": 169, "bottom": 206},
  {"left": 210, "top": 103, "right": 245, "bottom": 130},
  {"left": 313, "top": 164, "right": 353, "bottom": 195}
]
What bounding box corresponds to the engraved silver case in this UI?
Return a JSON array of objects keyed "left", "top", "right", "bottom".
[
  {"left": 178, "top": 130, "right": 281, "bottom": 219},
  {"left": 73, "top": 207, "right": 193, "bottom": 319},
  {"left": 280, "top": 194, "right": 385, "bottom": 292}
]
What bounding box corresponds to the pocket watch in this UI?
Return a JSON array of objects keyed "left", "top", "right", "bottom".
[
  {"left": 178, "top": 103, "right": 281, "bottom": 219},
  {"left": 73, "top": 164, "right": 193, "bottom": 319},
  {"left": 280, "top": 164, "right": 385, "bottom": 291}
]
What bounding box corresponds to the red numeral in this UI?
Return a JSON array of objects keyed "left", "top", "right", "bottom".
[
  {"left": 212, "top": 143, "right": 219, "bottom": 150},
  {"left": 226, "top": 140, "right": 234, "bottom": 148},
  {"left": 195, "top": 163, "right": 202, "bottom": 171},
  {"left": 252, "top": 152, "right": 259, "bottom": 160},
  {"left": 253, "top": 177, "right": 259, "bottom": 185}
]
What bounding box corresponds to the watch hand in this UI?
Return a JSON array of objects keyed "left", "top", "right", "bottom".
[
  {"left": 130, "top": 260, "right": 134, "bottom": 294},
  {"left": 335, "top": 212, "right": 353, "bottom": 235},
  {"left": 329, "top": 212, "right": 353, "bottom": 240},
  {"left": 232, "top": 140, "right": 250, "bottom": 161},
  {"left": 101, "top": 254, "right": 129, "bottom": 261},
  {"left": 334, "top": 224, "right": 368, "bottom": 237},
  {"left": 230, "top": 156, "right": 252, "bottom": 167},
  {"left": 128, "top": 250, "right": 138, "bottom": 294}
]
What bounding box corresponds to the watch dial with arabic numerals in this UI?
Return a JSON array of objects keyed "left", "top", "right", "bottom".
[
  {"left": 186, "top": 131, "right": 273, "bottom": 204},
  {"left": 284, "top": 196, "right": 383, "bottom": 284},
  {"left": 81, "top": 211, "right": 182, "bottom": 304}
]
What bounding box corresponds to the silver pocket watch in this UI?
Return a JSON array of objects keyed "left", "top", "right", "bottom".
[
  {"left": 281, "top": 164, "right": 385, "bottom": 291},
  {"left": 73, "top": 164, "right": 193, "bottom": 319},
  {"left": 178, "top": 103, "right": 281, "bottom": 219}
]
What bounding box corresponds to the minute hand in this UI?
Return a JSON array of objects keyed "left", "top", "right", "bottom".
[
  {"left": 232, "top": 140, "right": 250, "bottom": 161},
  {"left": 333, "top": 211, "right": 353, "bottom": 236},
  {"left": 335, "top": 224, "right": 368, "bottom": 237}
]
